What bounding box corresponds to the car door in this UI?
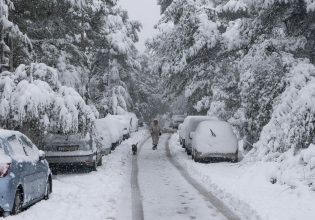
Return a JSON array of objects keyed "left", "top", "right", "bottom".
[
  {"left": 6, "top": 135, "right": 37, "bottom": 204},
  {"left": 20, "top": 135, "right": 47, "bottom": 199}
]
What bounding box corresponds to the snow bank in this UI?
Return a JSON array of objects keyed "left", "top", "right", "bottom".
[{"left": 169, "top": 133, "right": 315, "bottom": 220}]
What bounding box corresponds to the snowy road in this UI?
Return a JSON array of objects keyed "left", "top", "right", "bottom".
[{"left": 135, "top": 134, "right": 239, "bottom": 220}]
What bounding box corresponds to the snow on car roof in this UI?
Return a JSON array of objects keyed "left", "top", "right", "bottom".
[
  {"left": 0, "top": 129, "right": 22, "bottom": 139},
  {"left": 172, "top": 115, "right": 185, "bottom": 120},
  {"left": 44, "top": 132, "right": 90, "bottom": 143}
]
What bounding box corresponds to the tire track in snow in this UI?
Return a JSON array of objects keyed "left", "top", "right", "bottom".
[
  {"left": 131, "top": 137, "right": 149, "bottom": 220},
  {"left": 165, "top": 135, "right": 241, "bottom": 220}
]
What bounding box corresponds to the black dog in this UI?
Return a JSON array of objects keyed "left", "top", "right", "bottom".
[{"left": 132, "top": 143, "right": 138, "bottom": 155}]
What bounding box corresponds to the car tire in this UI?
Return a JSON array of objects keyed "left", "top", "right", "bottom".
[
  {"left": 91, "top": 160, "right": 97, "bottom": 171},
  {"left": 193, "top": 149, "right": 200, "bottom": 162},
  {"left": 97, "top": 156, "right": 103, "bottom": 166},
  {"left": 232, "top": 151, "right": 238, "bottom": 163},
  {"left": 187, "top": 149, "right": 191, "bottom": 156},
  {"left": 2, "top": 211, "right": 10, "bottom": 217},
  {"left": 12, "top": 189, "right": 23, "bottom": 215},
  {"left": 44, "top": 179, "right": 51, "bottom": 200}
]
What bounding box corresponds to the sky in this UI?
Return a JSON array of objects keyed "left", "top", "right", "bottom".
[{"left": 119, "top": 0, "right": 161, "bottom": 52}]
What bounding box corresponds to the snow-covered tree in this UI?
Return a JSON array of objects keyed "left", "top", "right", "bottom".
[
  {"left": 0, "top": 63, "right": 95, "bottom": 145},
  {"left": 150, "top": 0, "right": 315, "bottom": 159}
]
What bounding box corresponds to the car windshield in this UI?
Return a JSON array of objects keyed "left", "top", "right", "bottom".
[{"left": 6, "top": 135, "right": 39, "bottom": 163}]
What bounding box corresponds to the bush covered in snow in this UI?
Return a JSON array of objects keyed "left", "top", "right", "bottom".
[{"left": 0, "top": 63, "right": 95, "bottom": 144}]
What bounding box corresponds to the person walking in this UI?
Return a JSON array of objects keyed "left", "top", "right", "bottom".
[{"left": 150, "top": 119, "right": 161, "bottom": 150}]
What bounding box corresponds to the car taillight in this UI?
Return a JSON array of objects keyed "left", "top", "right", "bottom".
[{"left": 0, "top": 163, "right": 11, "bottom": 178}]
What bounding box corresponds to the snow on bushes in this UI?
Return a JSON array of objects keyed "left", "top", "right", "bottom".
[
  {"left": 248, "top": 57, "right": 315, "bottom": 160},
  {"left": 0, "top": 63, "right": 95, "bottom": 136}
]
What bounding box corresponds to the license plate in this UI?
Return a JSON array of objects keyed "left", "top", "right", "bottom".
[{"left": 58, "top": 145, "right": 79, "bottom": 152}]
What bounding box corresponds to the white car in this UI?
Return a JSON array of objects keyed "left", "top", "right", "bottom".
[
  {"left": 179, "top": 116, "right": 217, "bottom": 155},
  {"left": 170, "top": 115, "right": 185, "bottom": 129},
  {"left": 98, "top": 116, "right": 124, "bottom": 150},
  {"left": 43, "top": 132, "right": 102, "bottom": 171},
  {"left": 191, "top": 121, "right": 238, "bottom": 163},
  {"left": 107, "top": 113, "right": 138, "bottom": 140},
  {"left": 93, "top": 119, "right": 115, "bottom": 156}
]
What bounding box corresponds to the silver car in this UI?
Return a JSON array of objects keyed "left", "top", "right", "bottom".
[
  {"left": 0, "top": 130, "right": 52, "bottom": 217},
  {"left": 43, "top": 133, "right": 102, "bottom": 171}
]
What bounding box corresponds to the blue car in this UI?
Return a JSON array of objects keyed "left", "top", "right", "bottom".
[{"left": 0, "top": 130, "right": 52, "bottom": 217}]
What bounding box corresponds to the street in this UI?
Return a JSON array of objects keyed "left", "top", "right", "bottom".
[{"left": 135, "top": 134, "right": 238, "bottom": 220}]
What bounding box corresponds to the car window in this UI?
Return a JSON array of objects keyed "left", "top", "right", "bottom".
[
  {"left": 6, "top": 135, "right": 28, "bottom": 161},
  {"left": 19, "top": 135, "right": 39, "bottom": 161}
]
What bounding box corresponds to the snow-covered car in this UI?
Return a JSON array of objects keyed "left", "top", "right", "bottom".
[
  {"left": 179, "top": 116, "right": 216, "bottom": 155},
  {"left": 98, "top": 116, "right": 124, "bottom": 151},
  {"left": 191, "top": 121, "right": 238, "bottom": 163},
  {"left": 0, "top": 130, "right": 52, "bottom": 217},
  {"left": 43, "top": 132, "right": 102, "bottom": 171},
  {"left": 93, "top": 117, "right": 124, "bottom": 155},
  {"left": 107, "top": 113, "right": 138, "bottom": 140},
  {"left": 170, "top": 115, "right": 185, "bottom": 129}
]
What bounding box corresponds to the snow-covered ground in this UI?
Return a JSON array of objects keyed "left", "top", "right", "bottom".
[
  {"left": 138, "top": 135, "right": 228, "bottom": 220},
  {"left": 169, "top": 133, "right": 315, "bottom": 220},
  {"left": 4, "top": 130, "right": 148, "bottom": 220}
]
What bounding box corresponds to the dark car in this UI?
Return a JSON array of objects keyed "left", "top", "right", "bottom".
[{"left": 43, "top": 132, "right": 102, "bottom": 171}]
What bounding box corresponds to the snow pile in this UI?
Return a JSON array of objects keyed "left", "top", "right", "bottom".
[{"left": 0, "top": 63, "right": 95, "bottom": 135}]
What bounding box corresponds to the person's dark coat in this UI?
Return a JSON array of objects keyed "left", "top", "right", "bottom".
[{"left": 150, "top": 122, "right": 161, "bottom": 146}]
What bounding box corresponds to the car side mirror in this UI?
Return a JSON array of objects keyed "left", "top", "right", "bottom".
[
  {"left": 189, "top": 132, "right": 195, "bottom": 139},
  {"left": 39, "top": 150, "right": 46, "bottom": 161}
]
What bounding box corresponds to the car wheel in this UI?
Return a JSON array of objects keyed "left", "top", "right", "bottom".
[
  {"left": 44, "top": 179, "right": 51, "bottom": 200},
  {"left": 12, "top": 189, "right": 23, "bottom": 215},
  {"left": 91, "top": 159, "right": 97, "bottom": 171},
  {"left": 187, "top": 149, "right": 192, "bottom": 156},
  {"left": 193, "top": 150, "right": 200, "bottom": 162},
  {"left": 97, "top": 156, "right": 103, "bottom": 166},
  {"left": 2, "top": 211, "right": 10, "bottom": 217}
]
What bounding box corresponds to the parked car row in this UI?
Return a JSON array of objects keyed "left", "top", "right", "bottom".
[
  {"left": 177, "top": 116, "right": 238, "bottom": 163},
  {"left": 0, "top": 112, "right": 139, "bottom": 217},
  {"left": 42, "top": 113, "right": 138, "bottom": 171}
]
